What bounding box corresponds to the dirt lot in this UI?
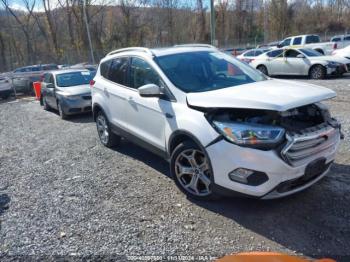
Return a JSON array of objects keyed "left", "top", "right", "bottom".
[{"left": 0, "top": 75, "right": 349, "bottom": 261}]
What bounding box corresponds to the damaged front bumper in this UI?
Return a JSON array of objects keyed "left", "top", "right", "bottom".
[{"left": 206, "top": 124, "right": 341, "bottom": 199}]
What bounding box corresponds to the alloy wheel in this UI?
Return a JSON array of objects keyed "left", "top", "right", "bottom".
[
  {"left": 174, "top": 149, "right": 212, "bottom": 196},
  {"left": 96, "top": 114, "right": 109, "bottom": 145}
]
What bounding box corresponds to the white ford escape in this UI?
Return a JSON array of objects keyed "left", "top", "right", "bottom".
[{"left": 91, "top": 45, "right": 342, "bottom": 200}]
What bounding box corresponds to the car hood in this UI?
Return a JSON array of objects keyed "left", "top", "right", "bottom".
[
  {"left": 309, "top": 55, "right": 350, "bottom": 64},
  {"left": 186, "top": 79, "right": 336, "bottom": 111},
  {"left": 56, "top": 84, "right": 91, "bottom": 95}
]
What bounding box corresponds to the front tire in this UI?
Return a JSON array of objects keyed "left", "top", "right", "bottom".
[
  {"left": 257, "top": 65, "right": 269, "bottom": 76},
  {"left": 170, "top": 140, "right": 219, "bottom": 200},
  {"left": 57, "top": 102, "right": 68, "bottom": 120},
  {"left": 309, "top": 65, "right": 326, "bottom": 79},
  {"left": 96, "top": 111, "right": 121, "bottom": 148},
  {"left": 43, "top": 96, "right": 50, "bottom": 110}
]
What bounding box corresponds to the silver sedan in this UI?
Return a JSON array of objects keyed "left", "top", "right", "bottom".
[
  {"left": 250, "top": 48, "right": 350, "bottom": 79},
  {"left": 41, "top": 69, "right": 94, "bottom": 119}
]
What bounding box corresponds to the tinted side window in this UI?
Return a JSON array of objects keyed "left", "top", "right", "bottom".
[
  {"left": 305, "top": 35, "right": 320, "bottom": 44},
  {"left": 100, "top": 60, "right": 111, "bottom": 78},
  {"left": 293, "top": 37, "right": 302, "bottom": 45},
  {"left": 331, "top": 37, "right": 341, "bottom": 42},
  {"left": 130, "top": 57, "right": 161, "bottom": 89},
  {"left": 344, "top": 36, "right": 350, "bottom": 41},
  {"left": 285, "top": 49, "right": 301, "bottom": 58},
  {"left": 267, "top": 50, "right": 283, "bottom": 57},
  {"left": 108, "top": 58, "right": 129, "bottom": 86}
]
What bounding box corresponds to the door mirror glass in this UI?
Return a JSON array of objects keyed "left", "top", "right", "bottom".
[
  {"left": 46, "top": 83, "right": 54, "bottom": 89},
  {"left": 138, "top": 84, "right": 163, "bottom": 97},
  {"left": 297, "top": 54, "right": 305, "bottom": 58}
]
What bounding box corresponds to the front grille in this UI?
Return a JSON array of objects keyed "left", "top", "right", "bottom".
[
  {"left": 281, "top": 124, "right": 339, "bottom": 166},
  {"left": 69, "top": 108, "right": 82, "bottom": 113}
]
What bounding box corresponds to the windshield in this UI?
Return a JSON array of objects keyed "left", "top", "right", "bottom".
[
  {"left": 155, "top": 51, "right": 267, "bottom": 93},
  {"left": 299, "top": 49, "right": 323, "bottom": 57},
  {"left": 56, "top": 71, "right": 93, "bottom": 87}
]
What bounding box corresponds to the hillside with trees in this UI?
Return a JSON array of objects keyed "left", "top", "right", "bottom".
[{"left": 0, "top": 0, "right": 349, "bottom": 71}]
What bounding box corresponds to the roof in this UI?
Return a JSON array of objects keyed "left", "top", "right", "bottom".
[{"left": 105, "top": 44, "right": 217, "bottom": 58}]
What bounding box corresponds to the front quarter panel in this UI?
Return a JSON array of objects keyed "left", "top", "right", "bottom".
[{"left": 165, "top": 102, "right": 220, "bottom": 152}]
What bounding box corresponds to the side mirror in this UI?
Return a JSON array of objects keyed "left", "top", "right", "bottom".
[
  {"left": 138, "top": 84, "right": 163, "bottom": 97},
  {"left": 46, "top": 83, "right": 54, "bottom": 89},
  {"left": 297, "top": 54, "right": 305, "bottom": 58},
  {"left": 277, "top": 43, "right": 282, "bottom": 48}
]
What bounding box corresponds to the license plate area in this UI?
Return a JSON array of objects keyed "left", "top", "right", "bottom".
[{"left": 304, "top": 157, "right": 328, "bottom": 181}]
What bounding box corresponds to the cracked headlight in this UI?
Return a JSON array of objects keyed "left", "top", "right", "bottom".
[{"left": 212, "top": 121, "right": 285, "bottom": 148}]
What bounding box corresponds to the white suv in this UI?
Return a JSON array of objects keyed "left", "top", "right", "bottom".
[{"left": 91, "top": 45, "right": 342, "bottom": 200}]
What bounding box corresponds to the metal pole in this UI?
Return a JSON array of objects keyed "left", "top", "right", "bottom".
[
  {"left": 83, "top": 0, "right": 95, "bottom": 64},
  {"left": 264, "top": 0, "right": 268, "bottom": 43},
  {"left": 210, "top": 0, "right": 216, "bottom": 46}
]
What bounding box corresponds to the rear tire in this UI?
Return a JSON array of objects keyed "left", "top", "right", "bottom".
[
  {"left": 96, "top": 111, "right": 121, "bottom": 148},
  {"left": 309, "top": 65, "right": 326, "bottom": 79},
  {"left": 170, "top": 140, "right": 220, "bottom": 201},
  {"left": 257, "top": 65, "right": 269, "bottom": 76}
]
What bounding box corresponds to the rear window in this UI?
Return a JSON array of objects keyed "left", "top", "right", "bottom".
[
  {"left": 331, "top": 37, "right": 341, "bottom": 42},
  {"left": 56, "top": 71, "right": 94, "bottom": 87},
  {"left": 305, "top": 35, "right": 320, "bottom": 44},
  {"left": 100, "top": 60, "right": 111, "bottom": 78},
  {"left": 267, "top": 49, "right": 283, "bottom": 57},
  {"left": 42, "top": 64, "right": 58, "bottom": 70}
]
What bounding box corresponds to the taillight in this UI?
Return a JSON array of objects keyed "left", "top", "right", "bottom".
[
  {"left": 333, "top": 43, "right": 337, "bottom": 49},
  {"left": 90, "top": 80, "right": 95, "bottom": 87}
]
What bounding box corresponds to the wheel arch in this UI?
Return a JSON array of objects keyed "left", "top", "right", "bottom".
[
  {"left": 308, "top": 63, "right": 326, "bottom": 75},
  {"left": 92, "top": 102, "right": 107, "bottom": 121},
  {"left": 168, "top": 130, "right": 205, "bottom": 156}
]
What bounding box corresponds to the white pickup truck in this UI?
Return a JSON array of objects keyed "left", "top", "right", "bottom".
[
  {"left": 330, "top": 34, "right": 350, "bottom": 49},
  {"left": 277, "top": 34, "right": 337, "bottom": 55}
]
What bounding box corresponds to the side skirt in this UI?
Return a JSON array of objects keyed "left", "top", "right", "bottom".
[{"left": 110, "top": 122, "right": 170, "bottom": 160}]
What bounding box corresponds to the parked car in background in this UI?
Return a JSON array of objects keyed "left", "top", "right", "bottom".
[
  {"left": 91, "top": 45, "right": 341, "bottom": 200},
  {"left": 11, "top": 64, "right": 58, "bottom": 94},
  {"left": 0, "top": 76, "right": 13, "bottom": 99},
  {"left": 236, "top": 48, "right": 270, "bottom": 63},
  {"left": 70, "top": 63, "right": 97, "bottom": 73},
  {"left": 278, "top": 34, "right": 336, "bottom": 55},
  {"left": 330, "top": 34, "right": 350, "bottom": 49},
  {"left": 332, "top": 45, "right": 350, "bottom": 63},
  {"left": 41, "top": 69, "right": 94, "bottom": 119},
  {"left": 251, "top": 48, "right": 349, "bottom": 79},
  {"left": 257, "top": 41, "right": 280, "bottom": 48}
]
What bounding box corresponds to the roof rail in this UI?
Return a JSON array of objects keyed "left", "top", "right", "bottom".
[
  {"left": 106, "top": 47, "right": 154, "bottom": 56},
  {"left": 173, "top": 44, "right": 217, "bottom": 49}
]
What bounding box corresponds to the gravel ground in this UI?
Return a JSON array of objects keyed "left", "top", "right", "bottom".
[{"left": 0, "top": 75, "right": 349, "bottom": 261}]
